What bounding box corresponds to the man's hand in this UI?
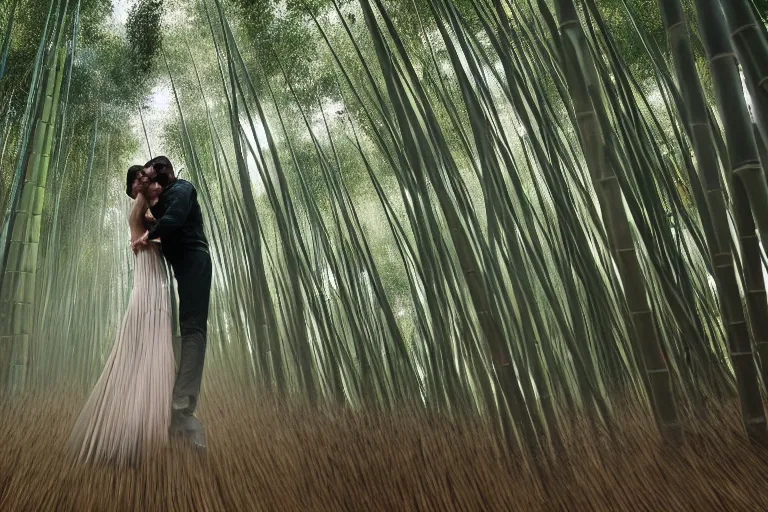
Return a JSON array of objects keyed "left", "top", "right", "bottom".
[{"left": 131, "top": 231, "right": 149, "bottom": 253}]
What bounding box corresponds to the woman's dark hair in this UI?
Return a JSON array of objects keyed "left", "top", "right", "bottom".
[{"left": 125, "top": 165, "right": 144, "bottom": 197}]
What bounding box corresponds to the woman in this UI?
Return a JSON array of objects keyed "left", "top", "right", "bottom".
[{"left": 68, "top": 165, "right": 175, "bottom": 465}]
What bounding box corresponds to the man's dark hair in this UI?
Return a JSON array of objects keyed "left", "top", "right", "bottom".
[
  {"left": 144, "top": 156, "right": 174, "bottom": 188},
  {"left": 125, "top": 165, "right": 144, "bottom": 197}
]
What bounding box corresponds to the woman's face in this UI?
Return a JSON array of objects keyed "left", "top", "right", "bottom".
[{"left": 130, "top": 177, "right": 142, "bottom": 199}]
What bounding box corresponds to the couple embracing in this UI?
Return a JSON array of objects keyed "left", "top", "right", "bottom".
[{"left": 69, "top": 156, "right": 212, "bottom": 464}]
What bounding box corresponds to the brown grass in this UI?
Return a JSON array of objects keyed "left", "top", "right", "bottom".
[{"left": 2, "top": 382, "right": 768, "bottom": 511}]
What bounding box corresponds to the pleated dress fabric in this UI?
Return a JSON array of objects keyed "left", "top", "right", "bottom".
[{"left": 68, "top": 242, "right": 175, "bottom": 465}]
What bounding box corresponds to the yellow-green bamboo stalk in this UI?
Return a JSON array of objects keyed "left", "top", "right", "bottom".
[{"left": 1, "top": 47, "right": 66, "bottom": 394}]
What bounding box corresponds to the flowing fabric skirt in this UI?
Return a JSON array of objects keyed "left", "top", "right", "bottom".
[{"left": 69, "top": 243, "right": 175, "bottom": 465}]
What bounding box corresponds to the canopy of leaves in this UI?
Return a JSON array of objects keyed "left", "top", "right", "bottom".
[{"left": 126, "top": 0, "right": 166, "bottom": 75}]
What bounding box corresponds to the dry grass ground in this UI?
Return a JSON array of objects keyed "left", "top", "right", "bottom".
[{"left": 2, "top": 382, "right": 768, "bottom": 511}]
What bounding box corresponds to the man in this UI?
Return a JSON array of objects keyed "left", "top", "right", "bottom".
[{"left": 132, "top": 156, "right": 211, "bottom": 449}]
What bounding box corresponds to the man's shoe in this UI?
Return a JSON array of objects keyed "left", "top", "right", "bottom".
[
  {"left": 189, "top": 425, "right": 206, "bottom": 450},
  {"left": 170, "top": 410, "right": 206, "bottom": 450}
]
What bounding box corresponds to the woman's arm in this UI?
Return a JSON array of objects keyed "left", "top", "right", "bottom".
[{"left": 129, "top": 194, "right": 150, "bottom": 243}]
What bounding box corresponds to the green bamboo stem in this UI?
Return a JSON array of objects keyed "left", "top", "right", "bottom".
[
  {"left": 695, "top": 0, "right": 768, "bottom": 444},
  {"left": 212, "top": 0, "right": 317, "bottom": 401},
  {"left": 659, "top": 0, "right": 764, "bottom": 409},
  {"left": 554, "top": 0, "right": 682, "bottom": 443},
  {"left": 202, "top": 2, "right": 286, "bottom": 392},
  {"left": 717, "top": 4, "right": 768, "bottom": 393},
  {"left": 1, "top": 46, "right": 66, "bottom": 394},
  {"left": 358, "top": 0, "right": 543, "bottom": 455},
  {"left": 720, "top": 0, "right": 768, "bottom": 150}
]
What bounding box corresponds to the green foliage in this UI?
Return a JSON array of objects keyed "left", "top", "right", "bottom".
[
  {"left": 126, "top": 0, "right": 166, "bottom": 75},
  {"left": 0, "top": 0, "right": 109, "bottom": 101},
  {"left": 229, "top": 0, "right": 317, "bottom": 79}
]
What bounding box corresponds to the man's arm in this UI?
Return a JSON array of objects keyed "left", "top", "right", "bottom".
[
  {"left": 147, "top": 182, "right": 195, "bottom": 240},
  {"left": 143, "top": 211, "right": 156, "bottom": 231}
]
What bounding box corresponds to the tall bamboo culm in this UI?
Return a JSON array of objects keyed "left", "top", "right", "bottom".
[
  {"left": 693, "top": 0, "right": 768, "bottom": 444},
  {"left": 0, "top": 45, "right": 66, "bottom": 395},
  {"left": 720, "top": 0, "right": 768, "bottom": 150},
  {"left": 659, "top": 0, "right": 768, "bottom": 442},
  {"left": 554, "top": 0, "right": 682, "bottom": 442},
  {"left": 716, "top": 0, "right": 768, "bottom": 407}
]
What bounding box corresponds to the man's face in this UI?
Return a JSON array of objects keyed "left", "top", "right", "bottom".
[{"left": 151, "top": 161, "right": 174, "bottom": 187}]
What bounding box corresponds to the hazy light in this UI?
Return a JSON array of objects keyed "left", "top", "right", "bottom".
[{"left": 111, "top": 0, "right": 132, "bottom": 26}]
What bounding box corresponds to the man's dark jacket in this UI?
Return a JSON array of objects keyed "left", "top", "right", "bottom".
[{"left": 148, "top": 179, "right": 208, "bottom": 264}]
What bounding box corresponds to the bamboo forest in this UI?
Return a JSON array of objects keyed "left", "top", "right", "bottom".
[{"left": 4, "top": 0, "right": 768, "bottom": 509}]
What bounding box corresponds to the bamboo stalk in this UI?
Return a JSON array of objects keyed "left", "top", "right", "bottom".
[
  {"left": 554, "top": 0, "right": 682, "bottom": 443},
  {"left": 694, "top": 0, "right": 768, "bottom": 444},
  {"left": 720, "top": 0, "right": 768, "bottom": 150},
  {"left": 658, "top": 0, "right": 760, "bottom": 409},
  {"left": 1, "top": 46, "right": 66, "bottom": 394}
]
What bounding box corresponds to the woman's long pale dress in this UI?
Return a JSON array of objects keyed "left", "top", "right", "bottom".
[{"left": 68, "top": 194, "right": 175, "bottom": 465}]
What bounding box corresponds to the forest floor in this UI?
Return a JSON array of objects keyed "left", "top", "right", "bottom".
[{"left": 1, "top": 382, "right": 768, "bottom": 511}]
